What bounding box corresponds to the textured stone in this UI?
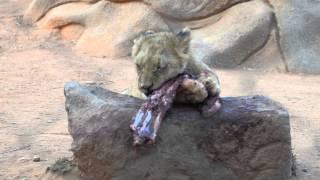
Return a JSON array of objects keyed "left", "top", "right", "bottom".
[
  {"left": 24, "top": 0, "right": 99, "bottom": 22},
  {"left": 36, "top": 3, "right": 90, "bottom": 29},
  {"left": 41, "top": 168, "right": 82, "bottom": 180},
  {"left": 108, "top": 0, "right": 133, "bottom": 1},
  {"left": 269, "top": 0, "right": 320, "bottom": 74},
  {"left": 240, "top": 29, "right": 287, "bottom": 72},
  {"left": 60, "top": 24, "right": 84, "bottom": 41},
  {"left": 191, "top": 0, "right": 273, "bottom": 68},
  {"left": 37, "top": 1, "right": 169, "bottom": 57},
  {"left": 24, "top": 0, "right": 320, "bottom": 73},
  {"left": 64, "top": 81, "right": 293, "bottom": 180},
  {"left": 143, "top": 0, "right": 247, "bottom": 20}
]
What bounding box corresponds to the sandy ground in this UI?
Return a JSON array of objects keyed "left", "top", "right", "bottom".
[{"left": 0, "top": 1, "right": 319, "bottom": 179}]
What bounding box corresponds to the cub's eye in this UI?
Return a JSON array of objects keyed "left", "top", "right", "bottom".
[
  {"left": 153, "top": 63, "right": 168, "bottom": 73},
  {"left": 153, "top": 64, "right": 162, "bottom": 73}
]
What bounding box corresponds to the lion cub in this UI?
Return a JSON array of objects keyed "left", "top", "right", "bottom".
[{"left": 132, "top": 28, "right": 221, "bottom": 117}]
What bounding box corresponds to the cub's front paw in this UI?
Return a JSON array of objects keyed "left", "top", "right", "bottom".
[{"left": 175, "top": 79, "right": 208, "bottom": 103}]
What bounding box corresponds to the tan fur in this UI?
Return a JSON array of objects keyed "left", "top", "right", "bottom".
[{"left": 132, "top": 28, "right": 221, "bottom": 104}]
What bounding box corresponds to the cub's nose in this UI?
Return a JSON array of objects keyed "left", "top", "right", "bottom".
[
  {"left": 144, "top": 89, "right": 152, "bottom": 96},
  {"left": 139, "top": 85, "right": 153, "bottom": 96}
]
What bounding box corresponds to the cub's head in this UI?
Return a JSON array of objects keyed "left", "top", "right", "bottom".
[{"left": 132, "top": 28, "right": 191, "bottom": 95}]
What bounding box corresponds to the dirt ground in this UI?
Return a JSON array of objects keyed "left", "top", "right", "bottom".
[{"left": 0, "top": 1, "right": 319, "bottom": 180}]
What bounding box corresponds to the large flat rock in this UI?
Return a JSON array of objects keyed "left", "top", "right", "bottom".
[{"left": 64, "top": 81, "right": 293, "bottom": 180}]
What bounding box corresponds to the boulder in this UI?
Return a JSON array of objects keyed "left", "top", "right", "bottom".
[
  {"left": 143, "top": 0, "right": 247, "bottom": 20},
  {"left": 239, "top": 28, "right": 287, "bottom": 72},
  {"left": 24, "top": 0, "right": 99, "bottom": 22},
  {"left": 191, "top": 0, "right": 273, "bottom": 68},
  {"left": 268, "top": 0, "right": 320, "bottom": 74},
  {"left": 24, "top": 0, "right": 276, "bottom": 64},
  {"left": 37, "top": 1, "right": 169, "bottom": 57},
  {"left": 24, "top": 0, "right": 320, "bottom": 73},
  {"left": 64, "top": 81, "right": 293, "bottom": 180}
]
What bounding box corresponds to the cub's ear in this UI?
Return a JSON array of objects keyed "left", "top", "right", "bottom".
[
  {"left": 133, "top": 30, "right": 155, "bottom": 44},
  {"left": 177, "top": 27, "right": 191, "bottom": 37},
  {"left": 176, "top": 27, "right": 191, "bottom": 53},
  {"left": 132, "top": 30, "right": 155, "bottom": 57}
]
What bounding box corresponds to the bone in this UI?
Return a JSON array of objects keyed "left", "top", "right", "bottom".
[{"left": 130, "top": 74, "right": 189, "bottom": 145}]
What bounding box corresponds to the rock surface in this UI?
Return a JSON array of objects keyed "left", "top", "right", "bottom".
[
  {"left": 64, "top": 81, "right": 293, "bottom": 180},
  {"left": 143, "top": 0, "right": 247, "bottom": 20},
  {"left": 41, "top": 168, "right": 82, "bottom": 180},
  {"left": 24, "top": 0, "right": 99, "bottom": 22},
  {"left": 191, "top": 0, "right": 273, "bottom": 68},
  {"left": 239, "top": 28, "right": 287, "bottom": 72},
  {"left": 37, "top": 1, "right": 169, "bottom": 57},
  {"left": 24, "top": 0, "right": 320, "bottom": 73},
  {"left": 268, "top": 0, "right": 320, "bottom": 74}
]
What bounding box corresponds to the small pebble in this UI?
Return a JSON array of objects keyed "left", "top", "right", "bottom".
[
  {"left": 18, "top": 157, "right": 31, "bottom": 162},
  {"left": 33, "top": 155, "right": 40, "bottom": 162}
]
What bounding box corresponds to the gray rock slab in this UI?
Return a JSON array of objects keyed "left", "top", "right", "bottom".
[{"left": 64, "top": 81, "right": 293, "bottom": 180}]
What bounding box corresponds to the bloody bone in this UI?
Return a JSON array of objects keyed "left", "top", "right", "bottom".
[
  {"left": 130, "top": 74, "right": 190, "bottom": 146},
  {"left": 130, "top": 73, "right": 223, "bottom": 146}
]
